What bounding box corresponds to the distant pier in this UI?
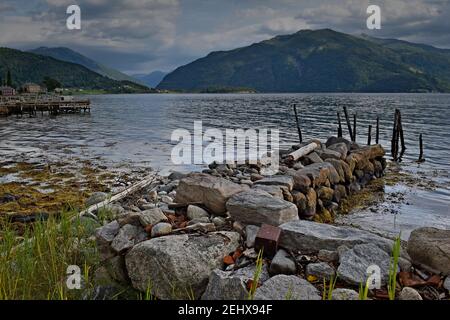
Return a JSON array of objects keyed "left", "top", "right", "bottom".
[{"left": 0, "top": 95, "right": 91, "bottom": 117}]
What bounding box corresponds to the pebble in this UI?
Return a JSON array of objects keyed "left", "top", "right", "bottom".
[
  {"left": 187, "top": 205, "right": 210, "bottom": 220},
  {"left": 269, "top": 249, "right": 296, "bottom": 275},
  {"left": 245, "top": 225, "right": 260, "bottom": 248},
  {"left": 305, "top": 262, "right": 335, "bottom": 281},
  {"left": 399, "top": 287, "right": 422, "bottom": 300},
  {"left": 161, "top": 196, "right": 173, "bottom": 204},
  {"left": 151, "top": 222, "right": 172, "bottom": 237},
  {"left": 240, "top": 179, "right": 253, "bottom": 186},
  {"left": 443, "top": 277, "right": 450, "bottom": 293},
  {"left": 212, "top": 216, "right": 227, "bottom": 228},
  {"left": 317, "top": 249, "right": 338, "bottom": 263},
  {"left": 148, "top": 190, "right": 158, "bottom": 201}
]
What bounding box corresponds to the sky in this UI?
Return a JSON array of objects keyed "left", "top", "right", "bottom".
[{"left": 0, "top": 0, "right": 449, "bottom": 74}]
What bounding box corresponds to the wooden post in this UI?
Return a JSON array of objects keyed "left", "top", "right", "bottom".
[
  {"left": 293, "top": 104, "right": 303, "bottom": 143},
  {"left": 352, "top": 113, "right": 357, "bottom": 142},
  {"left": 343, "top": 106, "right": 353, "bottom": 141},
  {"left": 337, "top": 112, "right": 343, "bottom": 138},
  {"left": 418, "top": 133, "right": 425, "bottom": 162},
  {"left": 391, "top": 109, "right": 399, "bottom": 160},
  {"left": 367, "top": 125, "right": 372, "bottom": 145},
  {"left": 398, "top": 111, "right": 406, "bottom": 152},
  {"left": 376, "top": 116, "right": 379, "bottom": 144}
]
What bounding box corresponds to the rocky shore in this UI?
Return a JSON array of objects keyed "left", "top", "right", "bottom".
[{"left": 87, "top": 136, "right": 450, "bottom": 300}]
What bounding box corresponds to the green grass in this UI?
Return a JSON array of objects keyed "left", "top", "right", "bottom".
[
  {"left": 0, "top": 211, "right": 100, "bottom": 300},
  {"left": 358, "top": 278, "right": 370, "bottom": 300},
  {"left": 388, "top": 234, "right": 401, "bottom": 300},
  {"left": 322, "top": 274, "right": 338, "bottom": 300},
  {"left": 247, "top": 249, "right": 264, "bottom": 300}
]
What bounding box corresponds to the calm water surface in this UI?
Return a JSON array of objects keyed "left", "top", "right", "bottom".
[{"left": 1, "top": 93, "right": 449, "bottom": 238}]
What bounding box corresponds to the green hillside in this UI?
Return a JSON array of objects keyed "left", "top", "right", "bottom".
[
  {"left": 0, "top": 47, "right": 151, "bottom": 93},
  {"left": 158, "top": 29, "right": 450, "bottom": 93}
]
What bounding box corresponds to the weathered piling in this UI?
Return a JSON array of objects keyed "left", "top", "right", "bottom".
[
  {"left": 352, "top": 114, "right": 357, "bottom": 142},
  {"left": 343, "top": 106, "right": 353, "bottom": 141},
  {"left": 293, "top": 104, "right": 303, "bottom": 143},
  {"left": 376, "top": 117, "right": 380, "bottom": 144},
  {"left": 337, "top": 112, "right": 343, "bottom": 138},
  {"left": 418, "top": 133, "right": 425, "bottom": 163},
  {"left": 367, "top": 125, "right": 372, "bottom": 145}
]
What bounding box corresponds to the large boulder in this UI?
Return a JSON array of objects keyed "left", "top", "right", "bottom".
[
  {"left": 226, "top": 190, "right": 298, "bottom": 226},
  {"left": 174, "top": 173, "right": 244, "bottom": 215},
  {"left": 254, "top": 275, "right": 321, "bottom": 300},
  {"left": 295, "top": 162, "right": 340, "bottom": 186},
  {"left": 337, "top": 243, "right": 392, "bottom": 286},
  {"left": 125, "top": 231, "right": 240, "bottom": 299},
  {"left": 407, "top": 227, "right": 450, "bottom": 275},
  {"left": 279, "top": 220, "right": 394, "bottom": 254}
]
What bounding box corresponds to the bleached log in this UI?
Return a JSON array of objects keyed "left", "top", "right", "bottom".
[
  {"left": 79, "top": 173, "right": 159, "bottom": 219},
  {"left": 286, "top": 142, "right": 319, "bottom": 162}
]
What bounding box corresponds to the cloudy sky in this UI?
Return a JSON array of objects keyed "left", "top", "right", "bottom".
[{"left": 0, "top": 0, "right": 449, "bottom": 74}]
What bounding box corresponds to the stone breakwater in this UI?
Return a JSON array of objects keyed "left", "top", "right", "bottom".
[{"left": 90, "top": 136, "right": 450, "bottom": 300}]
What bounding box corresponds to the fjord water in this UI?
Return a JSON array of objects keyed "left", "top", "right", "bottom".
[{"left": 1, "top": 93, "right": 449, "bottom": 238}]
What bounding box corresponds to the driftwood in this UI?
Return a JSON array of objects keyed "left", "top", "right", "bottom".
[
  {"left": 286, "top": 142, "right": 319, "bottom": 162},
  {"left": 79, "top": 173, "right": 159, "bottom": 219}
]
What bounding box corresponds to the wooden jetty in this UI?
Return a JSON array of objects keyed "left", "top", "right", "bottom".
[{"left": 0, "top": 95, "right": 91, "bottom": 117}]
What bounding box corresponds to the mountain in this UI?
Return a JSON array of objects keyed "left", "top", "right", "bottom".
[
  {"left": 158, "top": 29, "right": 450, "bottom": 93},
  {"left": 29, "top": 47, "right": 145, "bottom": 85},
  {"left": 0, "top": 47, "right": 151, "bottom": 93},
  {"left": 132, "top": 71, "right": 168, "bottom": 88}
]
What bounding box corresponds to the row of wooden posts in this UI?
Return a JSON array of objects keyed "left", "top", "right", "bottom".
[{"left": 292, "top": 104, "right": 425, "bottom": 162}]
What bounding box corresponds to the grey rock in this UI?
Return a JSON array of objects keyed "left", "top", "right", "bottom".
[
  {"left": 111, "top": 224, "right": 147, "bottom": 253},
  {"left": 252, "top": 184, "right": 284, "bottom": 199},
  {"left": 175, "top": 173, "right": 244, "bottom": 215},
  {"left": 306, "top": 152, "right": 324, "bottom": 164},
  {"left": 398, "top": 257, "right": 412, "bottom": 272},
  {"left": 104, "top": 256, "right": 129, "bottom": 284},
  {"left": 95, "top": 221, "right": 120, "bottom": 245},
  {"left": 318, "top": 249, "right": 339, "bottom": 263},
  {"left": 187, "top": 217, "right": 211, "bottom": 225},
  {"left": 327, "top": 142, "right": 348, "bottom": 159},
  {"left": 337, "top": 243, "right": 391, "bottom": 286},
  {"left": 118, "top": 212, "right": 143, "bottom": 227},
  {"left": 226, "top": 190, "right": 299, "bottom": 226},
  {"left": 187, "top": 205, "right": 210, "bottom": 220},
  {"left": 254, "top": 275, "right": 321, "bottom": 300},
  {"left": 253, "top": 175, "right": 294, "bottom": 191},
  {"left": 139, "top": 208, "right": 168, "bottom": 227},
  {"left": 443, "top": 277, "right": 450, "bottom": 293},
  {"left": 296, "top": 162, "right": 340, "bottom": 187},
  {"left": 125, "top": 231, "right": 241, "bottom": 299},
  {"left": 185, "top": 222, "right": 216, "bottom": 233},
  {"left": 161, "top": 195, "right": 173, "bottom": 204},
  {"left": 212, "top": 216, "right": 227, "bottom": 228},
  {"left": 407, "top": 227, "right": 450, "bottom": 275},
  {"left": 240, "top": 179, "right": 253, "bottom": 186},
  {"left": 320, "top": 149, "right": 342, "bottom": 161},
  {"left": 201, "top": 264, "right": 270, "bottom": 300},
  {"left": 245, "top": 225, "right": 260, "bottom": 248},
  {"left": 306, "top": 262, "right": 335, "bottom": 281},
  {"left": 151, "top": 222, "right": 172, "bottom": 237},
  {"left": 279, "top": 220, "right": 394, "bottom": 254},
  {"left": 86, "top": 192, "right": 108, "bottom": 207},
  {"left": 101, "top": 204, "right": 125, "bottom": 218},
  {"left": 168, "top": 171, "right": 186, "bottom": 181},
  {"left": 269, "top": 249, "right": 296, "bottom": 275},
  {"left": 331, "top": 288, "right": 359, "bottom": 300},
  {"left": 399, "top": 287, "right": 422, "bottom": 300}
]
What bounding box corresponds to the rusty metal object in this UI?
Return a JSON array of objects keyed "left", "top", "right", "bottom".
[{"left": 254, "top": 224, "right": 281, "bottom": 257}]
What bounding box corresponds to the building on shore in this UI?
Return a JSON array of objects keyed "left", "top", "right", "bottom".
[
  {"left": 0, "top": 86, "right": 16, "bottom": 96},
  {"left": 22, "top": 83, "right": 43, "bottom": 94}
]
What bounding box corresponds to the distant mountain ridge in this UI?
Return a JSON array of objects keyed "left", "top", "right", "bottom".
[
  {"left": 132, "top": 71, "right": 168, "bottom": 88},
  {"left": 0, "top": 47, "right": 151, "bottom": 93},
  {"left": 158, "top": 29, "right": 450, "bottom": 93},
  {"left": 29, "top": 47, "right": 145, "bottom": 86}
]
